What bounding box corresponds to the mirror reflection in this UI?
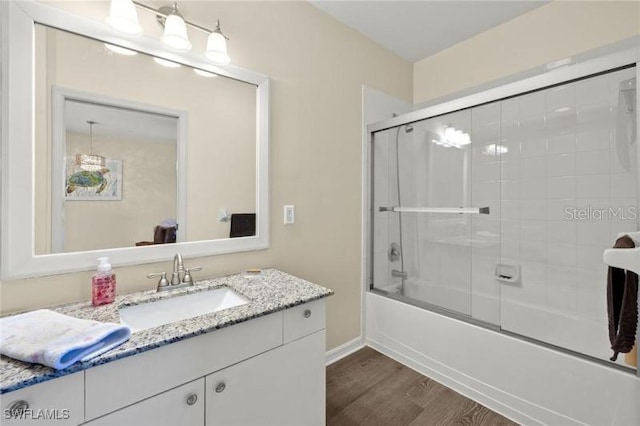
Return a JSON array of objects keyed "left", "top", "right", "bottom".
[
  {"left": 56, "top": 99, "right": 179, "bottom": 253},
  {"left": 34, "top": 24, "right": 257, "bottom": 255}
]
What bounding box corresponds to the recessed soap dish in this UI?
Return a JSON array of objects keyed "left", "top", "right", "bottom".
[{"left": 495, "top": 263, "right": 521, "bottom": 284}]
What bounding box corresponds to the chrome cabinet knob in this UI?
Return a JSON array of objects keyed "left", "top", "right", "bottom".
[
  {"left": 215, "top": 382, "right": 226, "bottom": 393},
  {"left": 7, "top": 400, "right": 29, "bottom": 415},
  {"left": 304, "top": 309, "right": 311, "bottom": 318},
  {"left": 185, "top": 393, "right": 198, "bottom": 406}
]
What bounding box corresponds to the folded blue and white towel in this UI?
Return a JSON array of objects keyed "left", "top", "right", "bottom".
[{"left": 0, "top": 309, "right": 131, "bottom": 370}]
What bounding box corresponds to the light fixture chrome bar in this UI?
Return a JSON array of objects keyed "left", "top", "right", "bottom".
[
  {"left": 132, "top": 1, "right": 212, "bottom": 34},
  {"left": 379, "top": 206, "right": 490, "bottom": 215}
]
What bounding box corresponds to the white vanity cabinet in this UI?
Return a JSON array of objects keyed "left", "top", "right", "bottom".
[
  {"left": 1, "top": 299, "right": 327, "bottom": 426},
  {"left": 0, "top": 372, "right": 84, "bottom": 425},
  {"left": 83, "top": 379, "right": 204, "bottom": 426},
  {"left": 84, "top": 312, "right": 283, "bottom": 420},
  {"left": 205, "top": 299, "right": 326, "bottom": 426},
  {"left": 206, "top": 330, "right": 325, "bottom": 426}
]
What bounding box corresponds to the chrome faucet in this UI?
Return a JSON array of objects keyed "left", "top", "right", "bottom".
[
  {"left": 171, "top": 253, "right": 184, "bottom": 285},
  {"left": 147, "top": 253, "right": 203, "bottom": 292}
]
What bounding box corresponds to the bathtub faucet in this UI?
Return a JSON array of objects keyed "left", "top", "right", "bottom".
[{"left": 391, "top": 269, "right": 407, "bottom": 279}]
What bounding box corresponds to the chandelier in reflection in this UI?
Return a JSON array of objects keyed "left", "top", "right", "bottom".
[{"left": 76, "top": 120, "right": 106, "bottom": 171}]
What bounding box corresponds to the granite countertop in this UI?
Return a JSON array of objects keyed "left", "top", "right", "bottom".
[{"left": 0, "top": 268, "right": 333, "bottom": 394}]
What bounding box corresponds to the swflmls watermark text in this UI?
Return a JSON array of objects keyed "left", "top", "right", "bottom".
[
  {"left": 3, "top": 408, "right": 71, "bottom": 420},
  {"left": 564, "top": 206, "right": 637, "bottom": 221}
]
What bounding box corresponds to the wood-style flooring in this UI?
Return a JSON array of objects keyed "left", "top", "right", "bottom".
[{"left": 327, "top": 347, "right": 518, "bottom": 426}]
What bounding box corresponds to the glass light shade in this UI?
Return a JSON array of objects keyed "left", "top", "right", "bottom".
[
  {"left": 104, "top": 43, "right": 138, "bottom": 56},
  {"left": 161, "top": 14, "right": 192, "bottom": 52},
  {"left": 205, "top": 31, "right": 230, "bottom": 65},
  {"left": 153, "top": 57, "right": 182, "bottom": 68},
  {"left": 106, "top": 0, "right": 142, "bottom": 36}
]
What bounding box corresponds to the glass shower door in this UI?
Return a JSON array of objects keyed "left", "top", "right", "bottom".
[
  {"left": 498, "top": 66, "right": 638, "bottom": 368},
  {"left": 371, "top": 109, "right": 477, "bottom": 317}
]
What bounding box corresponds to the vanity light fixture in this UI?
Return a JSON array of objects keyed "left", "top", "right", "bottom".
[
  {"left": 105, "top": 0, "right": 143, "bottom": 36},
  {"left": 204, "top": 21, "right": 230, "bottom": 66},
  {"left": 158, "top": 3, "right": 192, "bottom": 52},
  {"left": 107, "top": 1, "right": 232, "bottom": 65},
  {"left": 76, "top": 121, "right": 106, "bottom": 172}
]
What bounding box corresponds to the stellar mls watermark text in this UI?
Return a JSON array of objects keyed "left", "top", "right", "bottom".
[{"left": 564, "top": 206, "right": 637, "bottom": 221}]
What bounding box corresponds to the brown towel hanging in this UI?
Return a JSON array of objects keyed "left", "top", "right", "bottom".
[{"left": 607, "top": 235, "right": 639, "bottom": 361}]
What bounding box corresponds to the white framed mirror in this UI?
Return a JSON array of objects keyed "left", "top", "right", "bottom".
[{"left": 1, "top": 1, "right": 270, "bottom": 279}]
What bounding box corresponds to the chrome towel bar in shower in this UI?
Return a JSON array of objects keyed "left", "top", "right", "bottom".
[{"left": 378, "top": 206, "right": 490, "bottom": 215}]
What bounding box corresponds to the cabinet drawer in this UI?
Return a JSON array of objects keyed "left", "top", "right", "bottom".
[
  {"left": 85, "top": 311, "right": 283, "bottom": 420},
  {"left": 283, "top": 299, "right": 325, "bottom": 343},
  {"left": 0, "top": 372, "right": 84, "bottom": 426},
  {"left": 84, "top": 379, "right": 204, "bottom": 426}
]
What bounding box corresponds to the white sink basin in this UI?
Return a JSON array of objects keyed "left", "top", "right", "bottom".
[{"left": 119, "top": 287, "right": 249, "bottom": 332}]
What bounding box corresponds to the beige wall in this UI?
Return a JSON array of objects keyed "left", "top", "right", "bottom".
[
  {"left": 1, "top": 1, "right": 412, "bottom": 351},
  {"left": 414, "top": 0, "right": 640, "bottom": 104}
]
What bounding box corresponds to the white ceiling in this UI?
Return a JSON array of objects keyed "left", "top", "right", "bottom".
[
  {"left": 65, "top": 100, "right": 177, "bottom": 144},
  {"left": 310, "top": 0, "right": 549, "bottom": 63}
]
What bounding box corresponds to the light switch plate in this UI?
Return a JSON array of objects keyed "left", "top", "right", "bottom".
[{"left": 284, "top": 205, "right": 295, "bottom": 225}]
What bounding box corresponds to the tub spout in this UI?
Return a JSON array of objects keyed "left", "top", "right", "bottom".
[{"left": 391, "top": 269, "right": 407, "bottom": 279}]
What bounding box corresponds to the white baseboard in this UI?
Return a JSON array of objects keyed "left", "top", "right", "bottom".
[{"left": 325, "top": 336, "right": 365, "bottom": 366}]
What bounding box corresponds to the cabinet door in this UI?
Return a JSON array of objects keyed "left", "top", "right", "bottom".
[
  {"left": 0, "top": 372, "right": 84, "bottom": 426},
  {"left": 84, "top": 379, "right": 204, "bottom": 426},
  {"left": 206, "top": 330, "right": 325, "bottom": 426},
  {"left": 85, "top": 311, "right": 282, "bottom": 420}
]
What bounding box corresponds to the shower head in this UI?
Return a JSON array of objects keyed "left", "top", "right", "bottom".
[
  {"left": 619, "top": 78, "right": 636, "bottom": 113},
  {"left": 392, "top": 112, "right": 414, "bottom": 133}
]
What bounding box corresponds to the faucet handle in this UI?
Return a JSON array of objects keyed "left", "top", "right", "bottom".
[
  {"left": 147, "top": 272, "right": 169, "bottom": 291},
  {"left": 182, "top": 267, "right": 202, "bottom": 284}
]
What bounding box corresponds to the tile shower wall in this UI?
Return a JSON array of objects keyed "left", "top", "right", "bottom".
[
  {"left": 470, "top": 102, "right": 502, "bottom": 325},
  {"left": 366, "top": 88, "right": 413, "bottom": 294},
  {"left": 498, "top": 66, "right": 637, "bottom": 365},
  {"left": 407, "top": 113, "right": 472, "bottom": 316}
]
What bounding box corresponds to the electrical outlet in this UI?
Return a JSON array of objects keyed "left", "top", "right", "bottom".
[{"left": 284, "top": 205, "right": 295, "bottom": 225}]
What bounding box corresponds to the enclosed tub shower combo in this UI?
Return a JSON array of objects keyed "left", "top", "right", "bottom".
[{"left": 366, "top": 51, "right": 640, "bottom": 425}]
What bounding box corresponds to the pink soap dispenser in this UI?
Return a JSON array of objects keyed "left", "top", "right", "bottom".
[{"left": 92, "top": 257, "right": 116, "bottom": 306}]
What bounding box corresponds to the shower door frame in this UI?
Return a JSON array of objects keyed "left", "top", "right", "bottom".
[{"left": 366, "top": 47, "right": 640, "bottom": 375}]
